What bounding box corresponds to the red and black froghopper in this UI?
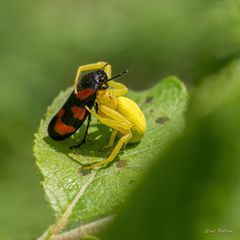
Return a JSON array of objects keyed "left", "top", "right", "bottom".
[{"left": 48, "top": 69, "right": 109, "bottom": 147}]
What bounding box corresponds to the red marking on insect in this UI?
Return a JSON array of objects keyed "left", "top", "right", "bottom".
[
  {"left": 76, "top": 89, "right": 95, "bottom": 100},
  {"left": 71, "top": 106, "right": 86, "bottom": 120},
  {"left": 54, "top": 109, "right": 75, "bottom": 135}
]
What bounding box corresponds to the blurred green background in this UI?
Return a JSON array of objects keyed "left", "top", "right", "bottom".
[{"left": 0, "top": 0, "right": 239, "bottom": 239}]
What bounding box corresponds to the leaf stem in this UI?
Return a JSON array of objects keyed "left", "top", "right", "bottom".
[
  {"left": 37, "top": 171, "right": 97, "bottom": 240},
  {"left": 52, "top": 215, "right": 113, "bottom": 240}
]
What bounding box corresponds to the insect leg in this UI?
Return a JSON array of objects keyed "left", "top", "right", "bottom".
[
  {"left": 70, "top": 114, "right": 91, "bottom": 149},
  {"left": 86, "top": 106, "right": 131, "bottom": 131},
  {"left": 108, "top": 80, "right": 128, "bottom": 96},
  {"left": 97, "top": 81, "right": 128, "bottom": 102},
  {"left": 83, "top": 106, "right": 133, "bottom": 169},
  {"left": 98, "top": 105, "right": 132, "bottom": 125},
  {"left": 95, "top": 103, "right": 99, "bottom": 113},
  {"left": 103, "top": 64, "right": 112, "bottom": 79},
  {"left": 102, "top": 129, "right": 118, "bottom": 149},
  {"left": 97, "top": 105, "right": 133, "bottom": 148},
  {"left": 82, "top": 130, "right": 132, "bottom": 169}
]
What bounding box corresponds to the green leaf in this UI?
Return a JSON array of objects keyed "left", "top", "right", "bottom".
[
  {"left": 103, "top": 59, "right": 240, "bottom": 240},
  {"left": 33, "top": 76, "right": 188, "bottom": 236}
]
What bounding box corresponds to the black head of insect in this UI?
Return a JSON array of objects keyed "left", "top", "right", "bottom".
[
  {"left": 77, "top": 69, "right": 128, "bottom": 91},
  {"left": 77, "top": 69, "right": 109, "bottom": 91}
]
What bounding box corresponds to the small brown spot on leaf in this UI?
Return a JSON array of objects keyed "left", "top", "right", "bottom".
[
  {"left": 155, "top": 116, "right": 169, "bottom": 124},
  {"left": 116, "top": 160, "right": 128, "bottom": 169},
  {"left": 129, "top": 179, "right": 134, "bottom": 184},
  {"left": 145, "top": 96, "right": 154, "bottom": 104},
  {"left": 79, "top": 168, "right": 91, "bottom": 176}
]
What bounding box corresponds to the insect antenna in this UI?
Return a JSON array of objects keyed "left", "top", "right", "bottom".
[{"left": 108, "top": 70, "right": 128, "bottom": 81}]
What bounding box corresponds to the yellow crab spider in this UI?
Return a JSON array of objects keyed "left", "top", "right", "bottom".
[{"left": 82, "top": 63, "right": 146, "bottom": 169}]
